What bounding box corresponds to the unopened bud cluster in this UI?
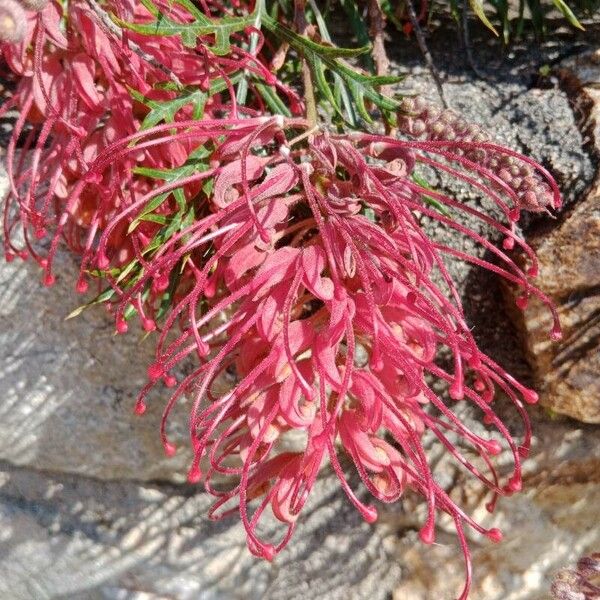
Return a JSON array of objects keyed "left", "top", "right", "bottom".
[
  {"left": 0, "top": 0, "right": 47, "bottom": 43},
  {"left": 398, "top": 97, "right": 554, "bottom": 213},
  {"left": 551, "top": 553, "right": 600, "bottom": 600}
]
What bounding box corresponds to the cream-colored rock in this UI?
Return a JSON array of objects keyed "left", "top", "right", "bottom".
[{"left": 390, "top": 419, "right": 600, "bottom": 600}]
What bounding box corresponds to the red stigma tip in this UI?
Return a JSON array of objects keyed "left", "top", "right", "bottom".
[
  {"left": 43, "top": 273, "right": 56, "bottom": 287},
  {"left": 187, "top": 465, "right": 202, "bottom": 484},
  {"left": 154, "top": 275, "right": 169, "bottom": 292},
  {"left": 502, "top": 237, "right": 515, "bottom": 250},
  {"left": 76, "top": 278, "right": 89, "bottom": 294},
  {"left": 5, "top": 252, "right": 15, "bottom": 263},
  {"left": 142, "top": 318, "right": 156, "bottom": 332},
  {"left": 483, "top": 413, "right": 495, "bottom": 425},
  {"left": 449, "top": 381, "right": 464, "bottom": 401},
  {"left": 419, "top": 523, "right": 435, "bottom": 544},
  {"left": 362, "top": 505, "right": 378, "bottom": 523},
  {"left": 474, "top": 378, "right": 486, "bottom": 392},
  {"left": 164, "top": 375, "right": 177, "bottom": 388},
  {"left": 515, "top": 295, "right": 529, "bottom": 309},
  {"left": 487, "top": 439, "right": 502, "bottom": 456},
  {"left": 261, "top": 544, "right": 276, "bottom": 561},
  {"left": 134, "top": 401, "right": 146, "bottom": 415},
  {"left": 97, "top": 255, "right": 109, "bottom": 270},
  {"left": 163, "top": 442, "right": 177, "bottom": 457},
  {"left": 487, "top": 528, "right": 503, "bottom": 543},
  {"left": 522, "top": 388, "right": 538, "bottom": 404},
  {"left": 116, "top": 319, "right": 128, "bottom": 334},
  {"left": 505, "top": 476, "right": 522, "bottom": 493}
]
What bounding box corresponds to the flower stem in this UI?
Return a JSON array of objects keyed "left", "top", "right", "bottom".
[{"left": 294, "top": 0, "right": 318, "bottom": 128}]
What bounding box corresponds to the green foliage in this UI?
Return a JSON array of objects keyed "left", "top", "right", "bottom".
[
  {"left": 263, "top": 13, "right": 402, "bottom": 125},
  {"left": 114, "top": 0, "right": 261, "bottom": 53},
  {"left": 378, "top": 0, "right": 593, "bottom": 41}
]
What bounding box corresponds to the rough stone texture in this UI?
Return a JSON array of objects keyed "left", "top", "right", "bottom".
[
  {"left": 507, "top": 50, "right": 600, "bottom": 423},
  {"left": 1, "top": 17, "right": 600, "bottom": 600},
  {"left": 389, "top": 418, "right": 600, "bottom": 600},
  {"left": 0, "top": 182, "right": 194, "bottom": 482},
  {"left": 0, "top": 461, "right": 400, "bottom": 600},
  {"left": 512, "top": 192, "right": 600, "bottom": 423}
]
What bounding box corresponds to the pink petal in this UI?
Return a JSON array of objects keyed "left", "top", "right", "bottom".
[
  {"left": 302, "top": 245, "right": 334, "bottom": 301},
  {"left": 72, "top": 53, "right": 102, "bottom": 110}
]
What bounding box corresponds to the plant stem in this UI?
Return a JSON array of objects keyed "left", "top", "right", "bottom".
[
  {"left": 404, "top": 0, "right": 447, "bottom": 108},
  {"left": 368, "top": 0, "right": 390, "bottom": 83},
  {"left": 461, "top": 0, "right": 484, "bottom": 78},
  {"left": 294, "top": 0, "right": 318, "bottom": 128}
]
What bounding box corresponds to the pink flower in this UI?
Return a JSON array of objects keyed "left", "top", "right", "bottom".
[
  {"left": 69, "top": 118, "right": 559, "bottom": 599},
  {"left": 0, "top": 4, "right": 562, "bottom": 598}
]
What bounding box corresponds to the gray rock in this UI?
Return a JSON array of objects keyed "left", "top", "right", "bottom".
[
  {"left": 390, "top": 417, "right": 600, "bottom": 600},
  {"left": 0, "top": 460, "right": 400, "bottom": 600},
  {"left": 0, "top": 218, "right": 193, "bottom": 483}
]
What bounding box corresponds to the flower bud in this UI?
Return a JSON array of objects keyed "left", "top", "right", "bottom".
[
  {"left": 410, "top": 119, "right": 426, "bottom": 136},
  {"left": 0, "top": 0, "right": 26, "bottom": 43}
]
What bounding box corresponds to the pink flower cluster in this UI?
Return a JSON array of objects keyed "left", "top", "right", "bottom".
[
  {"left": 1, "top": 2, "right": 562, "bottom": 598},
  {"left": 0, "top": 0, "right": 300, "bottom": 287}
]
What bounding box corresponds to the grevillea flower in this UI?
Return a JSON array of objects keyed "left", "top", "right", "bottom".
[
  {"left": 31, "top": 113, "right": 558, "bottom": 600},
  {"left": 1, "top": 3, "right": 562, "bottom": 599}
]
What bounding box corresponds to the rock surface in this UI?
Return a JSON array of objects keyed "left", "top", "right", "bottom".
[
  {"left": 512, "top": 191, "right": 600, "bottom": 423},
  {"left": 0, "top": 202, "right": 193, "bottom": 482},
  {"left": 1, "top": 17, "right": 599, "bottom": 600},
  {"left": 0, "top": 461, "right": 400, "bottom": 600},
  {"left": 390, "top": 418, "right": 600, "bottom": 600},
  {"left": 507, "top": 50, "right": 600, "bottom": 423}
]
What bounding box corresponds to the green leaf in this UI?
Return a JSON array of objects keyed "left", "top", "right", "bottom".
[
  {"left": 412, "top": 172, "right": 451, "bottom": 217},
  {"left": 307, "top": 0, "right": 363, "bottom": 125},
  {"left": 552, "top": 0, "right": 585, "bottom": 29},
  {"left": 127, "top": 191, "right": 171, "bottom": 234},
  {"left": 262, "top": 14, "right": 402, "bottom": 124},
  {"left": 128, "top": 73, "right": 242, "bottom": 131},
  {"left": 254, "top": 82, "right": 292, "bottom": 117},
  {"left": 113, "top": 0, "right": 263, "bottom": 56},
  {"left": 469, "top": 0, "right": 499, "bottom": 34},
  {"left": 65, "top": 287, "right": 116, "bottom": 320},
  {"left": 128, "top": 88, "right": 206, "bottom": 129}
]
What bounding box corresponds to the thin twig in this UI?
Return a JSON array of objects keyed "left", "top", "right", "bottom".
[
  {"left": 368, "top": 0, "right": 390, "bottom": 88},
  {"left": 404, "top": 0, "right": 447, "bottom": 108},
  {"left": 83, "top": 0, "right": 182, "bottom": 87},
  {"left": 294, "top": 0, "right": 318, "bottom": 128},
  {"left": 369, "top": 0, "right": 394, "bottom": 131},
  {"left": 461, "top": 0, "right": 485, "bottom": 78}
]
